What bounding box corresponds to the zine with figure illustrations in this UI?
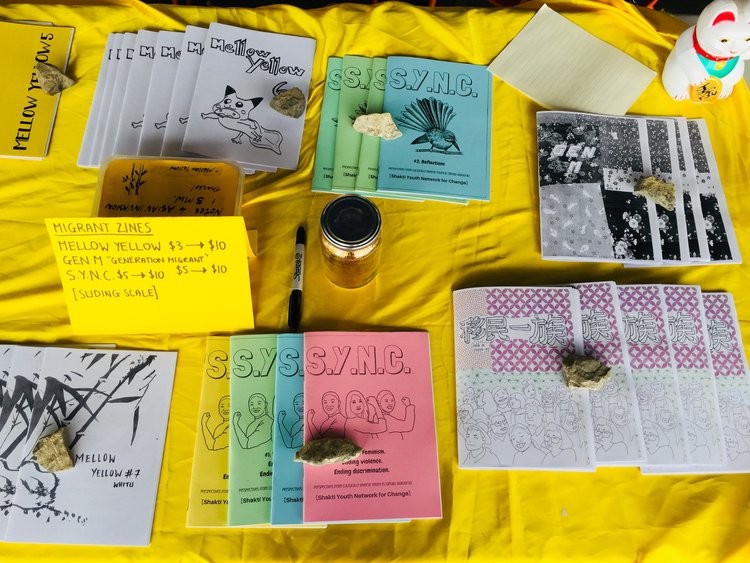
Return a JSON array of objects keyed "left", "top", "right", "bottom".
[
  {"left": 187, "top": 337, "right": 231, "bottom": 528},
  {"left": 453, "top": 286, "right": 595, "bottom": 471},
  {"left": 182, "top": 22, "right": 315, "bottom": 171},
  {"left": 377, "top": 56, "right": 491, "bottom": 202},
  {"left": 617, "top": 285, "right": 689, "bottom": 468},
  {"left": 3, "top": 348, "right": 177, "bottom": 546},
  {"left": 228, "top": 334, "right": 277, "bottom": 525},
  {"left": 302, "top": 331, "right": 442, "bottom": 523},
  {"left": 572, "top": 282, "right": 645, "bottom": 465},
  {"left": 270, "top": 334, "right": 304, "bottom": 525}
]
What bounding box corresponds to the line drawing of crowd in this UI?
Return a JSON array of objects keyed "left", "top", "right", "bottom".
[
  {"left": 457, "top": 380, "right": 588, "bottom": 468},
  {"left": 306, "top": 389, "right": 416, "bottom": 443},
  {"left": 590, "top": 374, "right": 642, "bottom": 460},
  {"left": 634, "top": 379, "right": 686, "bottom": 463},
  {"left": 678, "top": 379, "right": 723, "bottom": 464},
  {"left": 717, "top": 383, "right": 750, "bottom": 464}
]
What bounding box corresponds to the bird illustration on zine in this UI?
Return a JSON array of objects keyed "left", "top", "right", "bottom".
[{"left": 395, "top": 97, "right": 462, "bottom": 154}]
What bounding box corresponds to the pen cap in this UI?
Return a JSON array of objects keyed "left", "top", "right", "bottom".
[{"left": 320, "top": 195, "right": 382, "bottom": 288}]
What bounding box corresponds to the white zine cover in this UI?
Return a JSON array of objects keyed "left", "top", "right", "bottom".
[
  {"left": 703, "top": 293, "right": 750, "bottom": 472},
  {"left": 685, "top": 119, "right": 741, "bottom": 264},
  {"left": 453, "top": 287, "right": 595, "bottom": 471},
  {"left": 617, "top": 285, "right": 689, "bottom": 468},
  {"left": 161, "top": 26, "right": 207, "bottom": 157},
  {"left": 573, "top": 282, "right": 645, "bottom": 465},
  {"left": 112, "top": 30, "right": 158, "bottom": 157},
  {"left": 182, "top": 22, "right": 316, "bottom": 170},
  {"left": 97, "top": 33, "right": 136, "bottom": 167},
  {"left": 4, "top": 349, "right": 177, "bottom": 546},
  {"left": 137, "top": 31, "right": 184, "bottom": 156},
  {"left": 77, "top": 33, "right": 117, "bottom": 167},
  {"left": 0, "top": 346, "right": 45, "bottom": 539}
]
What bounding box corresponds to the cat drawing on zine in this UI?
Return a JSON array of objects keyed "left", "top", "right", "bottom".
[
  {"left": 662, "top": 0, "right": 750, "bottom": 102},
  {"left": 201, "top": 86, "right": 283, "bottom": 154}
]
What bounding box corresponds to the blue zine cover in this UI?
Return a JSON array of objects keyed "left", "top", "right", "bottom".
[
  {"left": 270, "top": 333, "right": 304, "bottom": 525},
  {"left": 377, "top": 56, "right": 492, "bottom": 201}
]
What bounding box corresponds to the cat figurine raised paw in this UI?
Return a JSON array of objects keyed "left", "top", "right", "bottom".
[{"left": 662, "top": 0, "right": 750, "bottom": 102}]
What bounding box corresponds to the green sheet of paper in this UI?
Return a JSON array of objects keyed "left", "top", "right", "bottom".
[{"left": 355, "top": 57, "right": 386, "bottom": 192}]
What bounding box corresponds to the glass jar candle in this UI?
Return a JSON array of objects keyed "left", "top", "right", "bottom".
[{"left": 320, "top": 195, "right": 382, "bottom": 289}]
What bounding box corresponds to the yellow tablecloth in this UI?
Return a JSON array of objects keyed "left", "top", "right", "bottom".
[{"left": 1, "top": 0, "right": 750, "bottom": 560}]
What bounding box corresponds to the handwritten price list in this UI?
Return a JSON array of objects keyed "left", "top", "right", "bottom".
[{"left": 46, "top": 217, "right": 254, "bottom": 334}]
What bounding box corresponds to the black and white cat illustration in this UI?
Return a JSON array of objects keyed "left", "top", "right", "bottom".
[{"left": 201, "top": 85, "right": 283, "bottom": 154}]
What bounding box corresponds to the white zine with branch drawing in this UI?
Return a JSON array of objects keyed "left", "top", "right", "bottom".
[
  {"left": 182, "top": 22, "right": 315, "bottom": 170},
  {"left": 4, "top": 348, "right": 177, "bottom": 546}
]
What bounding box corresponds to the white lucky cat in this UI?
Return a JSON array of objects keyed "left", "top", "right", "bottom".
[{"left": 662, "top": 0, "right": 750, "bottom": 101}]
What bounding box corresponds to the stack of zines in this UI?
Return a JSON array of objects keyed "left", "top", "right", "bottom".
[
  {"left": 537, "top": 111, "right": 740, "bottom": 266},
  {"left": 454, "top": 283, "right": 750, "bottom": 474},
  {"left": 0, "top": 344, "right": 177, "bottom": 545},
  {"left": 77, "top": 23, "right": 315, "bottom": 173},
  {"left": 187, "top": 331, "right": 442, "bottom": 527},
  {"left": 311, "top": 55, "right": 492, "bottom": 204}
]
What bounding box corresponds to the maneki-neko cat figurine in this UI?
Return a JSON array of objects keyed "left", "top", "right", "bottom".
[{"left": 662, "top": 0, "right": 750, "bottom": 102}]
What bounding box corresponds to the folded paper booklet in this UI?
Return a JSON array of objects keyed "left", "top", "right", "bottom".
[
  {"left": 2, "top": 347, "right": 177, "bottom": 546},
  {"left": 617, "top": 285, "right": 690, "bottom": 468},
  {"left": 187, "top": 337, "right": 231, "bottom": 527},
  {"left": 228, "top": 334, "right": 277, "bottom": 526},
  {"left": 0, "top": 20, "right": 74, "bottom": 160},
  {"left": 302, "top": 331, "right": 442, "bottom": 523},
  {"left": 453, "top": 287, "right": 596, "bottom": 471},
  {"left": 182, "top": 22, "right": 316, "bottom": 171},
  {"left": 536, "top": 111, "right": 740, "bottom": 266},
  {"left": 572, "top": 282, "right": 645, "bottom": 465}
]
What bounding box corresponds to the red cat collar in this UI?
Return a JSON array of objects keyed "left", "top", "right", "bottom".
[{"left": 693, "top": 29, "right": 734, "bottom": 61}]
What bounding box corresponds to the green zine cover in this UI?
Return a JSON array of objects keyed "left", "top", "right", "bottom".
[
  {"left": 377, "top": 56, "right": 492, "bottom": 201},
  {"left": 228, "top": 334, "right": 277, "bottom": 525}
]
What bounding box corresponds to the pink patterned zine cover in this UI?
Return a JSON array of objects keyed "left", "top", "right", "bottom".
[
  {"left": 702, "top": 293, "right": 750, "bottom": 471},
  {"left": 662, "top": 285, "right": 725, "bottom": 466},
  {"left": 453, "top": 287, "right": 595, "bottom": 471},
  {"left": 302, "top": 332, "right": 442, "bottom": 523},
  {"left": 573, "top": 282, "right": 645, "bottom": 465},
  {"left": 617, "top": 285, "right": 689, "bottom": 467}
]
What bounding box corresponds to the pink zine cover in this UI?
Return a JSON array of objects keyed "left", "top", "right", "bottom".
[{"left": 302, "top": 331, "right": 442, "bottom": 523}]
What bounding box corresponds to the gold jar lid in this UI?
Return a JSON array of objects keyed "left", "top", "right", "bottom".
[{"left": 320, "top": 195, "right": 381, "bottom": 250}]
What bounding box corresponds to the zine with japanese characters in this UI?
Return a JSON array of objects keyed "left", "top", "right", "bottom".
[
  {"left": 3, "top": 348, "right": 177, "bottom": 546},
  {"left": 617, "top": 285, "right": 689, "bottom": 468},
  {"left": 703, "top": 293, "right": 750, "bottom": 472},
  {"left": 302, "top": 331, "right": 442, "bottom": 523},
  {"left": 453, "top": 287, "right": 595, "bottom": 471},
  {"left": 182, "top": 22, "right": 315, "bottom": 171},
  {"left": 573, "top": 282, "right": 645, "bottom": 465}
]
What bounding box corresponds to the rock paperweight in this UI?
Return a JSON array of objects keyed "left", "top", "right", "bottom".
[
  {"left": 33, "top": 427, "right": 74, "bottom": 472},
  {"left": 353, "top": 113, "right": 402, "bottom": 140},
  {"left": 270, "top": 87, "right": 306, "bottom": 118},
  {"left": 35, "top": 62, "right": 75, "bottom": 95},
  {"left": 634, "top": 176, "right": 676, "bottom": 211},
  {"left": 295, "top": 437, "right": 363, "bottom": 466},
  {"left": 561, "top": 354, "right": 612, "bottom": 390}
]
